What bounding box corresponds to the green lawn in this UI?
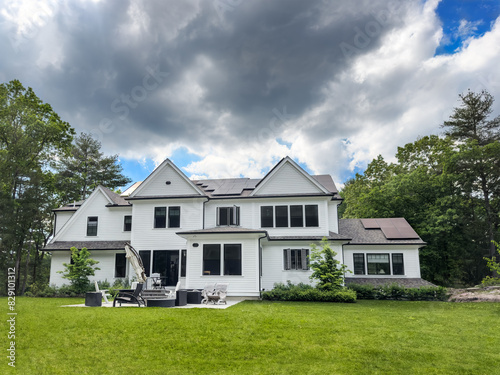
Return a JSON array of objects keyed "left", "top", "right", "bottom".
[{"left": 2, "top": 298, "right": 499, "bottom": 374}]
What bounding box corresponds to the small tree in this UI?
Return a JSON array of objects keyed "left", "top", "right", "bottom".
[
  {"left": 58, "top": 247, "right": 100, "bottom": 294},
  {"left": 482, "top": 241, "right": 500, "bottom": 286},
  {"left": 309, "top": 238, "right": 350, "bottom": 290}
]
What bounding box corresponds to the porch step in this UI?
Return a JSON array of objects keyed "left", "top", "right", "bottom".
[{"left": 142, "top": 289, "right": 173, "bottom": 300}]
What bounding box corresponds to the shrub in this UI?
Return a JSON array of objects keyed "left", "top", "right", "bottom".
[
  {"left": 262, "top": 282, "right": 356, "bottom": 303},
  {"left": 58, "top": 247, "right": 100, "bottom": 294},
  {"left": 481, "top": 276, "right": 500, "bottom": 287},
  {"left": 309, "top": 238, "right": 350, "bottom": 290},
  {"left": 348, "top": 283, "right": 448, "bottom": 301}
]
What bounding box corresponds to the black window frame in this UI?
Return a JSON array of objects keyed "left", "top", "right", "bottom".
[
  {"left": 217, "top": 206, "right": 240, "bottom": 226},
  {"left": 123, "top": 215, "right": 132, "bottom": 232},
  {"left": 223, "top": 244, "right": 242, "bottom": 275},
  {"left": 261, "top": 206, "right": 274, "bottom": 228},
  {"left": 180, "top": 249, "right": 187, "bottom": 277},
  {"left": 87, "top": 216, "right": 98, "bottom": 236},
  {"left": 305, "top": 205, "right": 319, "bottom": 227},
  {"left": 203, "top": 244, "right": 221, "bottom": 276},
  {"left": 154, "top": 207, "right": 167, "bottom": 228},
  {"left": 367, "top": 253, "right": 391, "bottom": 275},
  {"left": 168, "top": 206, "right": 181, "bottom": 228},
  {"left": 283, "top": 248, "right": 309, "bottom": 270},
  {"left": 290, "top": 205, "right": 304, "bottom": 227},
  {"left": 353, "top": 253, "right": 365, "bottom": 275},
  {"left": 275, "top": 206, "right": 288, "bottom": 227},
  {"left": 139, "top": 250, "right": 151, "bottom": 277},
  {"left": 392, "top": 253, "right": 405, "bottom": 275},
  {"left": 115, "top": 253, "right": 127, "bottom": 278}
]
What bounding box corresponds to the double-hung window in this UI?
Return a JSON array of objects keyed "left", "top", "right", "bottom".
[
  {"left": 87, "top": 216, "right": 98, "bottom": 236},
  {"left": 275, "top": 206, "right": 288, "bottom": 227},
  {"left": 115, "top": 253, "right": 126, "bottom": 278},
  {"left": 217, "top": 206, "right": 240, "bottom": 226},
  {"left": 261, "top": 206, "right": 274, "bottom": 227},
  {"left": 154, "top": 206, "right": 181, "bottom": 228},
  {"left": 353, "top": 253, "right": 365, "bottom": 275},
  {"left": 123, "top": 215, "right": 132, "bottom": 231},
  {"left": 283, "top": 249, "right": 309, "bottom": 270},
  {"left": 203, "top": 244, "right": 242, "bottom": 276}
]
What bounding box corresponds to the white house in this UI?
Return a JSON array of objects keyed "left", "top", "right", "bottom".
[{"left": 46, "top": 157, "right": 432, "bottom": 297}]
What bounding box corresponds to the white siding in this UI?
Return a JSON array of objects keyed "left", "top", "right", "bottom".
[
  {"left": 205, "top": 197, "right": 330, "bottom": 237},
  {"left": 132, "top": 163, "right": 201, "bottom": 197},
  {"left": 254, "top": 162, "right": 324, "bottom": 195},
  {"left": 261, "top": 241, "right": 344, "bottom": 291},
  {"left": 49, "top": 249, "right": 128, "bottom": 287},
  {"left": 130, "top": 198, "right": 204, "bottom": 250},
  {"left": 328, "top": 201, "right": 340, "bottom": 233},
  {"left": 184, "top": 234, "right": 261, "bottom": 297},
  {"left": 54, "top": 211, "right": 75, "bottom": 235},
  {"left": 54, "top": 191, "right": 132, "bottom": 242},
  {"left": 343, "top": 245, "right": 421, "bottom": 278}
]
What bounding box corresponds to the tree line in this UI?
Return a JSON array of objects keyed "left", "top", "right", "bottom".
[
  {"left": 0, "top": 79, "right": 131, "bottom": 295},
  {"left": 340, "top": 90, "right": 500, "bottom": 286}
]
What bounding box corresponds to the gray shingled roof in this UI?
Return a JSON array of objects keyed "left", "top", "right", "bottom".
[
  {"left": 44, "top": 241, "right": 128, "bottom": 251},
  {"left": 268, "top": 231, "right": 350, "bottom": 241},
  {"left": 100, "top": 186, "right": 130, "bottom": 206},
  {"left": 339, "top": 219, "right": 426, "bottom": 245},
  {"left": 345, "top": 277, "right": 436, "bottom": 287},
  {"left": 177, "top": 227, "right": 267, "bottom": 235}
]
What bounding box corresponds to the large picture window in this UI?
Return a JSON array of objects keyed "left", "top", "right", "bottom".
[
  {"left": 115, "top": 253, "right": 126, "bottom": 278},
  {"left": 283, "top": 249, "right": 309, "bottom": 270},
  {"left": 87, "top": 216, "right": 98, "bottom": 236},
  {"left": 224, "top": 244, "right": 242, "bottom": 275},
  {"left": 367, "top": 254, "right": 391, "bottom": 275},
  {"left": 203, "top": 244, "right": 221, "bottom": 275},
  {"left": 139, "top": 250, "right": 151, "bottom": 277},
  {"left": 217, "top": 206, "right": 240, "bottom": 226},
  {"left": 203, "top": 244, "right": 242, "bottom": 276}
]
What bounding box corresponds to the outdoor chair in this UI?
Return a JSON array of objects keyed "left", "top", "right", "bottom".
[
  {"left": 202, "top": 283, "right": 228, "bottom": 305},
  {"left": 113, "top": 283, "right": 145, "bottom": 307},
  {"left": 201, "top": 283, "right": 216, "bottom": 304},
  {"left": 164, "top": 281, "right": 181, "bottom": 299},
  {"left": 94, "top": 281, "right": 112, "bottom": 303}
]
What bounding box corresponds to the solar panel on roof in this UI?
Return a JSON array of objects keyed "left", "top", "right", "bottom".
[{"left": 361, "top": 219, "right": 380, "bottom": 229}]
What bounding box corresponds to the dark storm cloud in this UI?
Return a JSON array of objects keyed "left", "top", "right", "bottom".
[{"left": 0, "top": 0, "right": 408, "bottom": 155}]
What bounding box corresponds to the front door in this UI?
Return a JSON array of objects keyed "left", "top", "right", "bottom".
[{"left": 152, "top": 250, "right": 179, "bottom": 286}]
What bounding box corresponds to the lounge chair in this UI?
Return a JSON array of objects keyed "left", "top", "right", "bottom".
[
  {"left": 94, "top": 281, "right": 112, "bottom": 303},
  {"left": 113, "top": 283, "right": 145, "bottom": 307}
]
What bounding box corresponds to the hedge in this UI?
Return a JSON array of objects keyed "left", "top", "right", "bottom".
[
  {"left": 262, "top": 282, "right": 357, "bottom": 303},
  {"left": 347, "top": 283, "right": 448, "bottom": 301}
]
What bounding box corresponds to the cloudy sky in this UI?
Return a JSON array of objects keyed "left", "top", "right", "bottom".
[{"left": 1, "top": 0, "right": 499, "bottom": 187}]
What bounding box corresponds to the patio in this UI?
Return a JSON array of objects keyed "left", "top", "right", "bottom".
[{"left": 61, "top": 298, "right": 245, "bottom": 309}]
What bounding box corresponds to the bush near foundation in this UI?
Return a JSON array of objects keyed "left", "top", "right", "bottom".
[
  {"left": 348, "top": 283, "right": 448, "bottom": 301},
  {"left": 262, "top": 282, "right": 356, "bottom": 303}
]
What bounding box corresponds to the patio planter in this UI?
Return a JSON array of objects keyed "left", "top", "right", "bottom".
[
  {"left": 187, "top": 290, "right": 202, "bottom": 304},
  {"left": 175, "top": 290, "right": 187, "bottom": 306},
  {"left": 85, "top": 292, "right": 102, "bottom": 307}
]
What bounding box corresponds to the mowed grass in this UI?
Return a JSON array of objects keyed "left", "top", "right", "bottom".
[{"left": 2, "top": 298, "right": 499, "bottom": 374}]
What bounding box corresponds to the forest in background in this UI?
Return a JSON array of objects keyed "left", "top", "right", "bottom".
[{"left": 340, "top": 90, "right": 500, "bottom": 286}]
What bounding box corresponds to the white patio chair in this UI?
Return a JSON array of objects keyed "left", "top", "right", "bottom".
[
  {"left": 165, "top": 281, "right": 181, "bottom": 299},
  {"left": 94, "top": 281, "right": 112, "bottom": 303},
  {"left": 201, "top": 283, "right": 216, "bottom": 304}
]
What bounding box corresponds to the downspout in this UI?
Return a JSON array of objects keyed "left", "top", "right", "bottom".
[{"left": 258, "top": 233, "right": 268, "bottom": 299}]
